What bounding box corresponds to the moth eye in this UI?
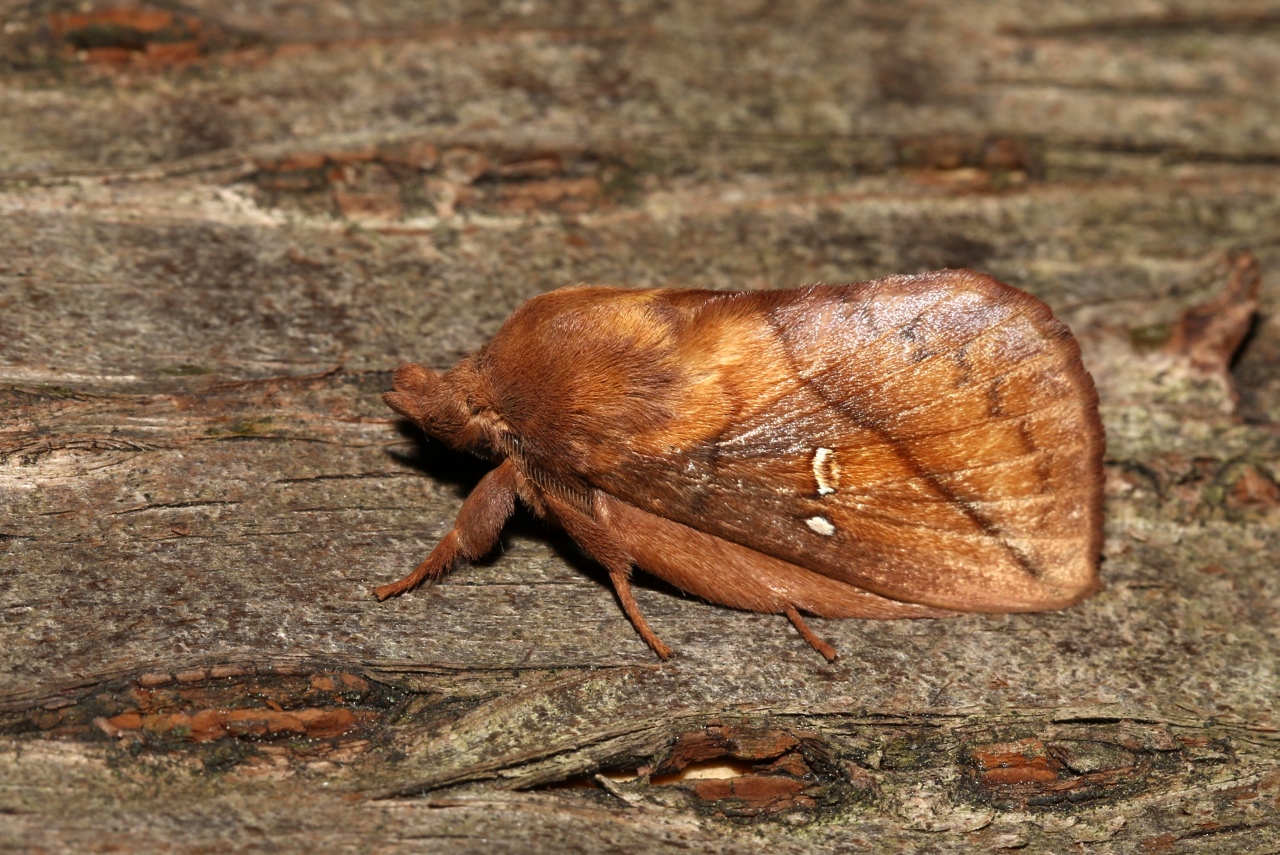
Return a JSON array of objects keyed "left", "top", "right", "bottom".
[
  {"left": 812, "top": 447, "right": 840, "bottom": 496},
  {"left": 806, "top": 515, "right": 837, "bottom": 537},
  {"left": 465, "top": 396, "right": 499, "bottom": 421}
]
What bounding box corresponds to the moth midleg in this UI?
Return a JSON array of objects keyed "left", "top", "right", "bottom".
[
  {"left": 783, "top": 606, "right": 838, "bottom": 662},
  {"left": 606, "top": 563, "right": 674, "bottom": 660},
  {"left": 372, "top": 459, "right": 518, "bottom": 600},
  {"left": 539, "top": 489, "right": 674, "bottom": 659}
]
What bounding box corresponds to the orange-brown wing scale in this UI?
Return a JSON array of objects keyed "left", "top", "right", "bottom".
[{"left": 584, "top": 271, "right": 1104, "bottom": 613}]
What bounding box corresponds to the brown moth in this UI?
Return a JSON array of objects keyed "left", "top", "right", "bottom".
[{"left": 376, "top": 270, "right": 1104, "bottom": 660}]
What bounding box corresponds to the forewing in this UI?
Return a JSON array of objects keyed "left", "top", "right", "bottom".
[{"left": 591, "top": 272, "right": 1104, "bottom": 613}]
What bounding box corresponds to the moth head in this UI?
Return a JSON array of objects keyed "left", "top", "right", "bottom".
[{"left": 383, "top": 361, "right": 507, "bottom": 457}]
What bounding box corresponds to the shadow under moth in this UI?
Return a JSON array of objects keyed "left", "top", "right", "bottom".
[{"left": 376, "top": 270, "right": 1104, "bottom": 660}]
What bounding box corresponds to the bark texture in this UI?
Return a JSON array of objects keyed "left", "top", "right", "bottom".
[{"left": 2, "top": 1, "right": 1279, "bottom": 852}]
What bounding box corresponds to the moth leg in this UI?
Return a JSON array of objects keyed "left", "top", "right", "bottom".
[
  {"left": 784, "top": 606, "right": 838, "bottom": 662},
  {"left": 538, "top": 491, "right": 673, "bottom": 660},
  {"left": 607, "top": 564, "right": 673, "bottom": 660},
  {"left": 373, "top": 459, "right": 517, "bottom": 601}
]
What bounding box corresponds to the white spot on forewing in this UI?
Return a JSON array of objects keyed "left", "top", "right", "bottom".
[
  {"left": 813, "top": 447, "right": 838, "bottom": 495},
  {"left": 806, "top": 516, "right": 836, "bottom": 537}
]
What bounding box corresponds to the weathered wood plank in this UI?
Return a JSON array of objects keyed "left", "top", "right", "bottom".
[{"left": 3, "top": 1, "right": 1279, "bottom": 851}]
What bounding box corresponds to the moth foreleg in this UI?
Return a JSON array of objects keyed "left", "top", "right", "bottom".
[{"left": 373, "top": 458, "right": 518, "bottom": 600}]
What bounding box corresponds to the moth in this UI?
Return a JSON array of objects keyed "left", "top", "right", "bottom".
[{"left": 376, "top": 270, "right": 1104, "bottom": 660}]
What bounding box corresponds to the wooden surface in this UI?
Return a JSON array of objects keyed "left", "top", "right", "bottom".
[{"left": 2, "top": 1, "right": 1279, "bottom": 852}]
